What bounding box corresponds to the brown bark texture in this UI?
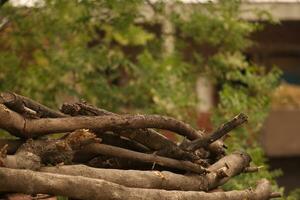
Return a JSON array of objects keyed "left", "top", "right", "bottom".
[
  {"left": 0, "top": 168, "right": 274, "bottom": 200},
  {"left": 0, "top": 92, "right": 280, "bottom": 200}
]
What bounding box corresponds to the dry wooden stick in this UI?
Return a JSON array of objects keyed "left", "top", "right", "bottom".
[
  {"left": 0, "top": 129, "right": 100, "bottom": 170},
  {"left": 61, "top": 102, "right": 114, "bottom": 116},
  {"left": 0, "top": 168, "right": 276, "bottom": 200},
  {"left": 41, "top": 151, "right": 251, "bottom": 191},
  {"left": 80, "top": 143, "right": 208, "bottom": 174},
  {"left": 61, "top": 102, "right": 199, "bottom": 160},
  {"left": 182, "top": 113, "right": 248, "bottom": 151},
  {"left": 0, "top": 104, "right": 202, "bottom": 140},
  {"left": 99, "top": 132, "right": 150, "bottom": 152},
  {"left": 0, "top": 92, "right": 67, "bottom": 118}
]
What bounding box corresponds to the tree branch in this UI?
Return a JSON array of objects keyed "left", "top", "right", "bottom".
[
  {"left": 61, "top": 102, "right": 199, "bottom": 161},
  {"left": 41, "top": 151, "right": 251, "bottom": 191},
  {"left": 80, "top": 143, "right": 208, "bottom": 174},
  {"left": 0, "top": 104, "right": 202, "bottom": 141},
  {"left": 0, "top": 168, "right": 276, "bottom": 200},
  {"left": 0, "top": 92, "right": 66, "bottom": 118},
  {"left": 182, "top": 113, "right": 248, "bottom": 151},
  {"left": 0, "top": 129, "right": 100, "bottom": 170}
]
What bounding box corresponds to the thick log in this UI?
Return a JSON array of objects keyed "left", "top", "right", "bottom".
[
  {"left": 0, "top": 168, "right": 276, "bottom": 200},
  {"left": 41, "top": 151, "right": 251, "bottom": 191}
]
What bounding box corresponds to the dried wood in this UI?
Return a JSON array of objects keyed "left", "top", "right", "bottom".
[{"left": 0, "top": 168, "right": 276, "bottom": 200}]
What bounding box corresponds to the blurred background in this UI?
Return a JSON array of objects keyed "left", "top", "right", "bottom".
[{"left": 0, "top": 0, "right": 299, "bottom": 198}]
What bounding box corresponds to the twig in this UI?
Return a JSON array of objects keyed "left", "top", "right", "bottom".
[
  {"left": 182, "top": 113, "right": 248, "bottom": 151},
  {"left": 244, "top": 166, "right": 264, "bottom": 173}
]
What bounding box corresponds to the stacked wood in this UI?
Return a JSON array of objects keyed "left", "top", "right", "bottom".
[{"left": 0, "top": 92, "right": 280, "bottom": 200}]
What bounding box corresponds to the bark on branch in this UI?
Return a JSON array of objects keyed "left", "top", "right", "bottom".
[
  {"left": 61, "top": 102, "right": 199, "bottom": 161},
  {"left": 0, "top": 129, "right": 100, "bottom": 170},
  {"left": 41, "top": 151, "right": 251, "bottom": 191},
  {"left": 0, "top": 92, "right": 66, "bottom": 118},
  {"left": 0, "top": 168, "right": 276, "bottom": 200},
  {"left": 182, "top": 113, "right": 248, "bottom": 151},
  {"left": 80, "top": 143, "right": 208, "bottom": 174},
  {"left": 0, "top": 104, "right": 202, "bottom": 140}
]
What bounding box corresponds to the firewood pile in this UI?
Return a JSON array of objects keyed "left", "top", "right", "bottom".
[{"left": 0, "top": 92, "right": 281, "bottom": 200}]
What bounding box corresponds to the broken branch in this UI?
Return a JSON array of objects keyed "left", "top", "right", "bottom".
[
  {"left": 182, "top": 113, "right": 248, "bottom": 151},
  {"left": 0, "top": 92, "right": 67, "bottom": 118}
]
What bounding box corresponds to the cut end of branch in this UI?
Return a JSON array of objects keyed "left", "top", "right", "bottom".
[
  {"left": 269, "top": 192, "right": 282, "bottom": 198},
  {"left": 244, "top": 166, "right": 264, "bottom": 173}
]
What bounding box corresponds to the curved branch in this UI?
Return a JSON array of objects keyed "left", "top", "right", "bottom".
[
  {"left": 0, "top": 104, "right": 202, "bottom": 140},
  {"left": 61, "top": 102, "right": 199, "bottom": 161}
]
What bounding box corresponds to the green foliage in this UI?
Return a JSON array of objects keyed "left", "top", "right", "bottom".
[
  {"left": 171, "top": 0, "right": 282, "bottom": 191},
  {"left": 0, "top": 0, "right": 287, "bottom": 194},
  {"left": 0, "top": 0, "right": 197, "bottom": 121},
  {"left": 287, "top": 188, "right": 300, "bottom": 200},
  {"left": 56, "top": 196, "right": 68, "bottom": 200}
]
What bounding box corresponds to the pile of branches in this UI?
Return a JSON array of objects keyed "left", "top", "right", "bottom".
[{"left": 0, "top": 92, "right": 280, "bottom": 200}]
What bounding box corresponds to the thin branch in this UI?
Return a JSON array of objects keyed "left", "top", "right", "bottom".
[
  {"left": 80, "top": 143, "right": 208, "bottom": 174},
  {"left": 0, "top": 92, "right": 67, "bottom": 118},
  {"left": 61, "top": 102, "right": 114, "bottom": 116},
  {"left": 244, "top": 166, "right": 264, "bottom": 173},
  {"left": 182, "top": 113, "right": 248, "bottom": 151},
  {"left": 99, "top": 132, "right": 150, "bottom": 152}
]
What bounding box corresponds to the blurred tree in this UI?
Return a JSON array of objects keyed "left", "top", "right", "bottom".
[{"left": 0, "top": 0, "right": 285, "bottom": 196}]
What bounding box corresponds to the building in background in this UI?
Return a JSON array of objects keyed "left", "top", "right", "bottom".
[{"left": 243, "top": 1, "right": 300, "bottom": 192}]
